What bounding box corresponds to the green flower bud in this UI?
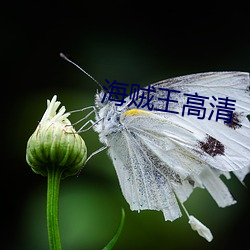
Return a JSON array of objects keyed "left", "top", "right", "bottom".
[{"left": 26, "top": 95, "right": 87, "bottom": 178}]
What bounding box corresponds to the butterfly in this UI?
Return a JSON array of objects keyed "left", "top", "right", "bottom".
[
  {"left": 92, "top": 72, "right": 250, "bottom": 241},
  {"left": 61, "top": 55, "right": 250, "bottom": 241}
]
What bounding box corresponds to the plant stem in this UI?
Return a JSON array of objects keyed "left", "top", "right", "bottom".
[{"left": 47, "top": 165, "right": 63, "bottom": 250}]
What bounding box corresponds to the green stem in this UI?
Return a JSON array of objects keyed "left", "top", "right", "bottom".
[{"left": 47, "top": 165, "right": 63, "bottom": 250}]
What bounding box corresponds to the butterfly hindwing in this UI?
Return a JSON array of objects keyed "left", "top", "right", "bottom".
[{"left": 107, "top": 123, "right": 182, "bottom": 221}]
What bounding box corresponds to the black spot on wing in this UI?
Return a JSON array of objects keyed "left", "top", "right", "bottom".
[
  {"left": 225, "top": 112, "right": 242, "bottom": 130},
  {"left": 199, "top": 135, "right": 225, "bottom": 157}
]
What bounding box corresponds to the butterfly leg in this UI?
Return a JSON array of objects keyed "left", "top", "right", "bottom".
[
  {"left": 70, "top": 106, "right": 96, "bottom": 126},
  {"left": 85, "top": 145, "right": 108, "bottom": 165},
  {"left": 68, "top": 106, "right": 102, "bottom": 132},
  {"left": 77, "top": 119, "right": 99, "bottom": 132},
  {"left": 77, "top": 145, "right": 108, "bottom": 176}
]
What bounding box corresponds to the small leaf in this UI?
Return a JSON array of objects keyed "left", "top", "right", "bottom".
[{"left": 102, "top": 208, "right": 125, "bottom": 250}]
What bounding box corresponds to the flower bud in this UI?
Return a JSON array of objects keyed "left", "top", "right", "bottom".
[{"left": 26, "top": 95, "right": 87, "bottom": 178}]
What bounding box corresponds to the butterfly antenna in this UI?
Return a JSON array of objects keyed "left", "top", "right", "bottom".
[{"left": 60, "top": 53, "right": 104, "bottom": 91}]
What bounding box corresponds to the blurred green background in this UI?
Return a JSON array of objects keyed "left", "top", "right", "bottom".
[{"left": 2, "top": 1, "right": 250, "bottom": 250}]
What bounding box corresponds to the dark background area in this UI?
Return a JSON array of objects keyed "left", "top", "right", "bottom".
[{"left": 2, "top": 1, "right": 250, "bottom": 250}]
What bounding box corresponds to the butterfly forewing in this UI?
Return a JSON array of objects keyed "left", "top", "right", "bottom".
[{"left": 123, "top": 72, "right": 250, "bottom": 172}]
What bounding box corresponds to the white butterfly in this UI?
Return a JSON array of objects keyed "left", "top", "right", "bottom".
[
  {"left": 91, "top": 72, "right": 250, "bottom": 241},
  {"left": 61, "top": 55, "right": 250, "bottom": 242}
]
